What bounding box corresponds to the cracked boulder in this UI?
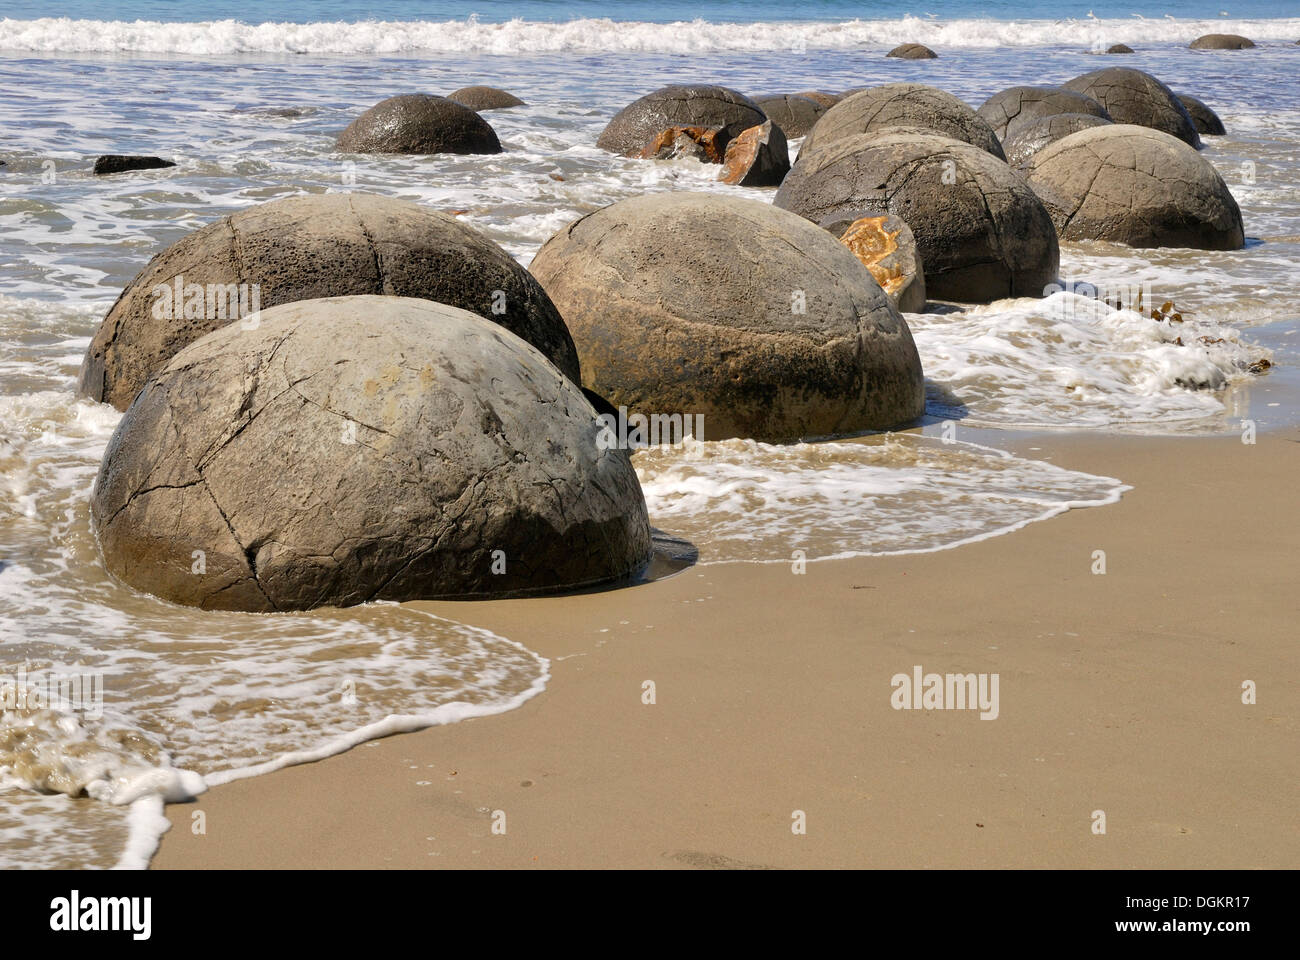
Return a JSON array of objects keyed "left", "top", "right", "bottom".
[
  {"left": 800, "top": 83, "right": 1006, "bottom": 162},
  {"left": 776, "top": 130, "right": 1059, "bottom": 303},
  {"left": 1177, "top": 94, "right": 1226, "bottom": 136},
  {"left": 529, "top": 192, "right": 924, "bottom": 442},
  {"left": 1061, "top": 68, "right": 1201, "bottom": 148},
  {"left": 447, "top": 85, "right": 525, "bottom": 110},
  {"left": 976, "top": 85, "right": 1111, "bottom": 142},
  {"left": 90, "top": 296, "right": 652, "bottom": 612},
  {"left": 336, "top": 94, "right": 501, "bottom": 154},
  {"left": 596, "top": 84, "right": 770, "bottom": 157},
  {"left": 821, "top": 213, "right": 926, "bottom": 313},
  {"left": 718, "top": 120, "right": 790, "bottom": 186},
  {"left": 77, "top": 193, "right": 579, "bottom": 411},
  {"left": 1002, "top": 113, "right": 1112, "bottom": 167},
  {"left": 755, "top": 95, "right": 826, "bottom": 139},
  {"left": 1024, "top": 124, "right": 1245, "bottom": 249}
]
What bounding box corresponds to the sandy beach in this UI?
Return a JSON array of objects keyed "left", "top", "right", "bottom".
[{"left": 153, "top": 426, "right": 1299, "bottom": 869}]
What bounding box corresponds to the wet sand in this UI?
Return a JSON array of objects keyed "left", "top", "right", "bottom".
[{"left": 153, "top": 427, "right": 1300, "bottom": 869}]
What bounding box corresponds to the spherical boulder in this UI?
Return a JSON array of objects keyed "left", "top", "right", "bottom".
[
  {"left": 336, "top": 94, "right": 502, "bottom": 154},
  {"left": 1061, "top": 68, "right": 1200, "bottom": 147},
  {"left": 90, "top": 296, "right": 652, "bottom": 612},
  {"left": 78, "top": 193, "right": 579, "bottom": 411},
  {"left": 596, "top": 85, "right": 768, "bottom": 157},
  {"left": 448, "top": 85, "right": 525, "bottom": 110},
  {"left": 1025, "top": 124, "right": 1245, "bottom": 249},
  {"left": 887, "top": 43, "right": 937, "bottom": 59},
  {"left": 755, "top": 95, "right": 826, "bottom": 139},
  {"left": 776, "top": 130, "right": 1059, "bottom": 303},
  {"left": 976, "top": 85, "right": 1111, "bottom": 141},
  {"left": 800, "top": 83, "right": 1006, "bottom": 161},
  {"left": 1106, "top": 43, "right": 1135, "bottom": 54},
  {"left": 1177, "top": 94, "right": 1226, "bottom": 135},
  {"left": 1189, "top": 34, "right": 1255, "bottom": 50},
  {"left": 1002, "top": 113, "right": 1112, "bottom": 167},
  {"left": 529, "top": 193, "right": 925, "bottom": 441}
]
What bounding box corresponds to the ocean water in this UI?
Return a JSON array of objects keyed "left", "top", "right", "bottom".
[{"left": 2, "top": 2, "right": 1298, "bottom": 868}]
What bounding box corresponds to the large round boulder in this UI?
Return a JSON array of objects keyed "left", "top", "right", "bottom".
[
  {"left": 529, "top": 193, "right": 925, "bottom": 441},
  {"left": 596, "top": 85, "right": 768, "bottom": 157},
  {"left": 78, "top": 193, "right": 579, "bottom": 411},
  {"left": 1061, "top": 68, "right": 1201, "bottom": 147},
  {"left": 1189, "top": 34, "right": 1255, "bottom": 49},
  {"left": 1002, "top": 113, "right": 1112, "bottom": 167},
  {"left": 1025, "top": 124, "right": 1245, "bottom": 250},
  {"left": 336, "top": 94, "right": 502, "bottom": 154},
  {"left": 90, "top": 296, "right": 652, "bottom": 612},
  {"left": 776, "top": 130, "right": 1059, "bottom": 303},
  {"left": 1177, "top": 94, "right": 1226, "bottom": 135},
  {"left": 887, "top": 43, "right": 937, "bottom": 59},
  {"left": 755, "top": 95, "right": 826, "bottom": 139},
  {"left": 976, "top": 85, "right": 1111, "bottom": 141},
  {"left": 448, "top": 85, "right": 525, "bottom": 110},
  {"left": 801, "top": 84, "right": 1006, "bottom": 160}
]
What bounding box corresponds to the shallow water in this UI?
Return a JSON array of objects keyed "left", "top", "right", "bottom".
[{"left": 1, "top": 15, "right": 1297, "bottom": 867}]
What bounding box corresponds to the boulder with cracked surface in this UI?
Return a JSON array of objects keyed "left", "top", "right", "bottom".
[
  {"left": 1001, "top": 112, "right": 1112, "bottom": 167},
  {"left": 90, "top": 296, "right": 652, "bottom": 612},
  {"left": 976, "top": 85, "right": 1111, "bottom": 142},
  {"left": 754, "top": 94, "right": 826, "bottom": 138},
  {"left": 596, "top": 84, "right": 770, "bottom": 157},
  {"left": 717, "top": 120, "right": 790, "bottom": 186},
  {"left": 1024, "top": 124, "right": 1245, "bottom": 249},
  {"left": 77, "top": 193, "right": 579, "bottom": 411},
  {"left": 1061, "top": 67, "right": 1201, "bottom": 147},
  {"left": 336, "top": 94, "right": 502, "bottom": 154},
  {"left": 529, "top": 192, "right": 925, "bottom": 442},
  {"left": 824, "top": 213, "right": 926, "bottom": 313}
]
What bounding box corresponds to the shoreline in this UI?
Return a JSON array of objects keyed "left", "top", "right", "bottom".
[{"left": 152, "top": 425, "right": 1299, "bottom": 869}]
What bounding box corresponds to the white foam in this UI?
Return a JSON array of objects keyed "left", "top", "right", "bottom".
[{"left": 2, "top": 16, "right": 1299, "bottom": 56}]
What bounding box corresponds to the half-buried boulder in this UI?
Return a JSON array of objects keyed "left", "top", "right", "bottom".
[
  {"left": 90, "top": 296, "right": 652, "bottom": 611},
  {"left": 800, "top": 83, "right": 1006, "bottom": 161},
  {"left": 1106, "top": 44, "right": 1135, "bottom": 54},
  {"left": 78, "top": 193, "right": 579, "bottom": 411},
  {"left": 1002, "top": 113, "right": 1112, "bottom": 167},
  {"left": 336, "top": 94, "right": 502, "bottom": 154},
  {"left": 1189, "top": 34, "right": 1255, "bottom": 49},
  {"left": 1177, "top": 94, "right": 1226, "bottom": 135},
  {"left": 448, "top": 85, "right": 526, "bottom": 110},
  {"left": 755, "top": 94, "right": 826, "bottom": 138},
  {"left": 1061, "top": 67, "right": 1201, "bottom": 147},
  {"left": 596, "top": 85, "right": 768, "bottom": 157},
  {"left": 976, "top": 85, "right": 1111, "bottom": 141},
  {"left": 776, "top": 130, "right": 1059, "bottom": 302},
  {"left": 887, "top": 43, "right": 938, "bottom": 59},
  {"left": 529, "top": 193, "right": 925, "bottom": 441},
  {"left": 820, "top": 212, "right": 926, "bottom": 313},
  {"left": 1025, "top": 124, "right": 1245, "bottom": 249}
]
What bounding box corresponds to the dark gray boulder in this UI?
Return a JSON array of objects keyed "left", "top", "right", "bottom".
[
  {"left": 776, "top": 130, "right": 1059, "bottom": 303},
  {"left": 754, "top": 95, "right": 826, "bottom": 138},
  {"left": 596, "top": 85, "right": 768, "bottom": 157},
  {"left": 1061, "top": 67, "right": 1201, "bottom": 147},
  {"left": 90, "top": 296, "right": 652, "bottom": 611},
  {"left": 78, "top": 193, "right": 579, "bottom": 411},
  {"left": 976, "top": 85, "right": 1111, "bottom": 141},
  {"left": 1176, "top": 94, "right": 1226, "bottom": 135},
  {"left": 1106, "top": 43, "right": 1135, "bottom": 54},
  {"left": 1002, "top": 113, "right": 1113, "bottom": 167},
  {"left": 336, "top": 94, "right": 502, "bottom": 154},
  {"left": 801, "top": 83, "right": 1006, "bottom": 161},
  {"left": 1025, "top": 124, "right": 1245, "bottom": 249},
  {"left": 887, "top": 43, "right": 938, "bottom": 59},
  {"left": 529, "top": 192, "right": 925, "bottom": 442},
  {"left": 1189, "top": 34, "right": 1255, "bottom": 49},
  {"left": 448, "top": 85, "right": 526, "bottom": 110}
]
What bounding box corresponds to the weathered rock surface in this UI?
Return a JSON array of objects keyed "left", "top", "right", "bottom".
[
  {"left": 91, "top": 296, "right": 652, "bottom": 611},
  {"left": 1002, "top": 113, "right": 1113, "bottom": 167},
  {"left": 755, "top": 94, "right": 826, "bottom": 138},
  {"left": 1062, "top": 67, "right": 1201, "bottom": 147},
  {"left": 93, "top": 155, "right": 176, "bottom": 175},
  {"left": 800, "top": 83, "right": 1006, "bottom": 161},
  {"left": 596, "top": 85, "right": 769, "bottom": 157},
  {"left": 976, "top": 85, "right": 1111, "bottom": 141},
  {"left": 887, "top": 43, "right": 938, "bottom": 59},
  {"left": 336, "top": 94, "right": 502, "bottom": 154},
  {"left": 1177, "top": 94, "right": 1226, "bottom": 135},
  {"left": 776, "top": 130, "right": 1059, "bottom": 302},
  {"left": 1189, "top": 34, "right": 1256, "bottom": 49},
  {"left": 822, "top": 213, "right": 927, "bottom": 313},
  {"left": 1106, "top": 43, "right": 1135, "bottom": 54},
  {"left": 448, "top": 85, "right": 526, "bottom": 110},
  {"left": 792, "top": 91, "right": 842, "bottom": 109},
  {"left": 718, "top": 120, "right": 790, "bottom": 186},
  {"left": 78, "top": 193, "right": 579, "bottom": 410},
  {"left": 529, "top": 192, "right": 925, "bottom": 441},
  {"left": 1025, "top": 124, "right": 1245, "bottom": 249}
]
